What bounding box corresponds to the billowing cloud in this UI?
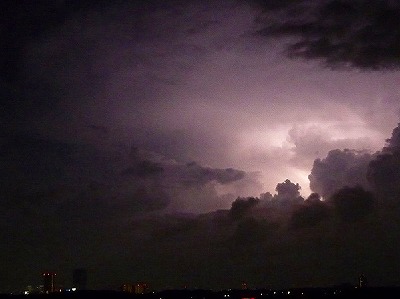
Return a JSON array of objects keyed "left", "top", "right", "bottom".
[
  {"left": 309, "top": 149, "right": 373, "bottom": 199},
  {"left": 368, "top": 152, "right": 400, "bottom": 200},
  {"left": 177, "top": 162, "right": 246, "bottom": 187},
  {"left": 307, "top": 123, "right": 400, "bottom": 204},
  {"left": 257, "top": 0, "right": 400, "bottom": 69},
  {"left": 113, "top": 170, "right": 400, "bottom": 290},
  {"left": 274, "top": 179, "right": 303, "bottom": 202},
  {"left": 3, "top": 127, "right": 400, "bottom": 291},
  {"left": 367, "top": 123, "right": 400, "bottom": 200},
  {"left": 287, "top": 123, "right": 378, "bottom": 170},
  {"left": 229, "top": 196, "right": 259, "bottom": 220},
  {"left": 385, "top": 123, "right": 400, "bottom": 149}
]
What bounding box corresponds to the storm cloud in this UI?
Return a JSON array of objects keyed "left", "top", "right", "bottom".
[
  {"left": 0, "top": 133, "right": 251, "bottom": 215},
  {"left": 367, "top": 123, "right": 400, "bottom": 200},
  {"left": 309, "top": 149, "right": 373, "bottom": 199},
  {"left": 2, "top": 0, "right": 400, "bottom": 294},
  {"left": 257, "top": 0, "right": 400, "bottom": 69}
]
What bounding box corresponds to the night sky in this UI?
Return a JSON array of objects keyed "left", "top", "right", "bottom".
[{"left": 1, "top": 0, "right": 400, "bottom": 293}]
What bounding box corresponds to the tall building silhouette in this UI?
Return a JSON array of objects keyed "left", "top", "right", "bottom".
[
  {"left": 73, "top": 268, "right": 87, "bottom": 290},
  {"left": 42, "top": 272, "right": 56, "bottom": 293}
]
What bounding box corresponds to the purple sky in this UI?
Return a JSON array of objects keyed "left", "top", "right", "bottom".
[{"left": 1, "top": 0, "right": 400, "bottom": 293}]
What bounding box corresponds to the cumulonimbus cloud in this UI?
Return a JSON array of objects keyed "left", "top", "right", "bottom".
[{"left": 309, "top": 149, "right": 373, "bottom": 199}]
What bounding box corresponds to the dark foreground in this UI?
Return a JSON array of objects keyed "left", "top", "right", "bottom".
[{"left": 2, "top": 287, "right": 400, "bottom": 299}]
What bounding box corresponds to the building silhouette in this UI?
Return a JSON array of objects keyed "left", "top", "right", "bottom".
[
  {"left": 42, "top": 272, "right": 56, "bottom": 293},
  {"left": 73, "top": 268, "right": 87, "bottom": 290}
]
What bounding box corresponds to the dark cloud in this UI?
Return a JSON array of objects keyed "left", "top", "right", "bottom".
[
  {"left": 329, "top": 186, "right": 375, "bottom": 222},
  {"left": 290, "top": 193, "right": 330, "bottom": 229},
  {"left": 180, "top": 162, "right": 246, "bottom": 187},
  {"left": 229, "top": 197, "right": 259, "bottom": 220},
  {"left": 274, "top": 179, "right": 303, "bottom": 203},
  {"left": 0, "top": 134, "right": 249, "bottom": 216},
  {"left": 367, "top": 151, "right": 400, "bottom": 200},
  {"left": 257, "top": 0, "right": 400, "bottom": 69},
  {"left": 309, "top": 149, "right": 373, "bottom": 199},
  {"left": 384, "top": 123, "right": 400, "bottom": 150},
  {"left": 287, "top": 124, "right": 376, "bottom": 170},
  {"left": 229, "top": 180, "right": 306, "bottom": 227},
  {"left": 304, "top": 122, "right": 400, "bottom": 225},
  {"left": 308, "top": 124, "right": 400, "bottom": 205},
  {"left": 259, "top": 191, "right": 273, "bottom": 201},
  {"left": 306, "top": 192, "right": 321, "bottom": 203},
  {"left": 367, "top": 124, "right": 400, "bottom": 200}
]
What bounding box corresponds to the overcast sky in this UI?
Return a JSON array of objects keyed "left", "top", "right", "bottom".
[{"left": 1, "top": 0, "right": 400, "bottom": 293}]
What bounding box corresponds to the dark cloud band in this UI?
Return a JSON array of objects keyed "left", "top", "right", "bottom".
[{"left": 257, "top": 0, "right": 400, "bottom": 69}]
